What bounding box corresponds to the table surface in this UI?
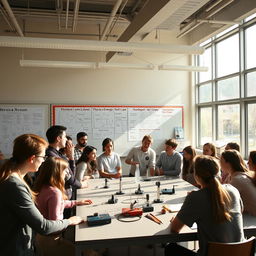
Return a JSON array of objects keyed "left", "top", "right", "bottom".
[{"left": 75, "top": 176, "right": 256, "bottom": 249}]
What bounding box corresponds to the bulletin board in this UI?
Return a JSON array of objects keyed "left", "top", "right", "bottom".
[
  {"left": 0, "top": 104, "right": 49, "bottom": 157},
  {"left": 52, "top": 105, "right": 184, "bottom": 156}
]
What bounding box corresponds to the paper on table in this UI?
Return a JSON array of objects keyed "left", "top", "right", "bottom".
[{"left": 167, "top": 203, "right": 183, "bottom": 212}]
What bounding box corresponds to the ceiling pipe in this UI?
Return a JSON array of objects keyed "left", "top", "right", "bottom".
[
  {"left": 72, "top": 0, "right": 80, "bottom": 32},
  {"left": 0, "top": 4, "right": 15, "bottom": 32},
  {"left": 1, "top": 0, "right": 24, "bottom": 36},
  {"left": 0, "top": 36, "right": 205, "bottom": 54},
  {"left": 65, "top": 0, "right": 69, "bottom": 29},
  {"left": 178, "top": 0, "right": 234, "bottom": 38},
  {"left": 100, "top": 0, "right": 122, "bottom": 41},
  {"left": 197, "top": 19, "right": 241, "bottom": 25}
]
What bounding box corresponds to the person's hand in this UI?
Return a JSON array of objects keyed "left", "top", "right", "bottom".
[
  {"left": 156, "top": 168, "right": 164, "bottom": 176},
  {"left": 65, "top": 140, "right": 74, "bottom": 160},
  {"left": 81, "top": 180, "right": 88, "bottom": 188},
  {"left": 113, "top": 172, "right": 121, "bottom": 179},
  {"left": 76, "top": 199, "right": 92, "bottom": 206},
  {"left": 68, "top": 216, "right": 84, "bottom": 225}
]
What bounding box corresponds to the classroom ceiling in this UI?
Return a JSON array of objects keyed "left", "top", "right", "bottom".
[{"left": 0, "top": 0, "right": 255, "bottom": 63}]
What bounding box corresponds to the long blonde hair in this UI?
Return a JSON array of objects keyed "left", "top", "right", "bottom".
[
  {"left": 194, "top": 155, "right": 232, "bottom": 223},
  {"left": 34, "top": 157, "right": 68, "bottom": 200}
]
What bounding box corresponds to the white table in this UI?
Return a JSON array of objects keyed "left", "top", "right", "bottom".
[{"left": 75, "top": 177, "right": 256, "bottom": 256}]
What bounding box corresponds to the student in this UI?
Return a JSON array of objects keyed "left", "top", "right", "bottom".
[
  {"left": 221, "top": 142, "right": 240, "bottom": 184},
  {"left": 165, "top": 155, "right": 244, "bottom": 256},
  {"left": 97, "top": 138, "right": 122, "bottom": 178},
  {"left": 34, "top": 157, "right": 92, "bottom": 256},
  {"left": 0, "top": 134, "right": 83, "bottom": 255},
  {"left": 125, "top": 135, "right": 156, "bottom": 176},
  {"left": 74, "top": 132, "right": 88, "bottom": 163},
  {"left": 225, "top": 142, "right": 240, "bottom": 152},
  {"left": 248, "top": 151, "right": 256, "bottom": 186},
  {"left": 181, "top": 146, "right": 196, "bottom": 185},
  {"left": 221, "top": 150, "right": 256, "bottom": 216},
  {"left": 156, "top": 139, "right": 182, "bottom": 176},
  {"left": 76, "top": 145, "right": 99, "bottom": 181},
  {"left": 203, "top": 142, "right": 219, "bottom": 159},
  {"left": 45, "top": 125, "right": 87, "bottom": 200}
]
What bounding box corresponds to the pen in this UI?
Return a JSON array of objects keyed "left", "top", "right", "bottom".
[
  {"left": 170, "top": 217, "right": 174, "bottom": 223},
  {"left": 149, "top": 213, "right": 163, "bottom": 224},
  {"left": 162, "top": 205, "right": 172, "bottom": 213},
  {"left": 145, "top": 214, "right": 161, "bottom": 224}
]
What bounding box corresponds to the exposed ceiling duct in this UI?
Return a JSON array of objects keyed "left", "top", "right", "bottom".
[{"left": 0, "top": 36, "right": 205, "bottom": 54}]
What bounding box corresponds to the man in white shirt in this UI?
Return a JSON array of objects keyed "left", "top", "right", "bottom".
[{"left": 125, "top": 135, "right": 156, "bottom": 176}]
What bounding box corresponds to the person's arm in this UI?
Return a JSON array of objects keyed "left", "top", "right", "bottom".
[
  {"left": 75, "top": 162, "right": 86, "bottom": 182},
  {"left": 8, "top": 181, "right": 71, "bottom": 235},
  {"left": 155, "top": 153, "right": 163, "bottom": 175},
  {"left": 46, "top": 189, "right": 64, "bottom": 220},
  {"left": 170, "top": 216, "right": 185, "bottom": 233},
  {"left": 149, "top": 150, "right": 156, "bottom": 176}
]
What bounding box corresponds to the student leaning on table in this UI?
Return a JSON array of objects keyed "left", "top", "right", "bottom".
[
  {"left": 0, "top": 134, "right": 83, "bottom": 256},
  {"left": 166, "top": 155, "right": 244, "bottom": 256},
  {"left": 34, "top": 156, "right": 92, "bottom": 256}
]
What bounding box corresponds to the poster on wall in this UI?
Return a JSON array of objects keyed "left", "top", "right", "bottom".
[
  {"left": 52, "top": 105, "right": 184, "bottom": 156},
  {"left": 0, "top": 104, "right": 49, "bottom": 157}
]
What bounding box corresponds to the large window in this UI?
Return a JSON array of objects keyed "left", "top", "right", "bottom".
[{"left": 196, "top": 14, "right": 256, "bottom": 157}]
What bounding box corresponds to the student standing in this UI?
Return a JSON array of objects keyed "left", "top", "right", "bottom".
[
  {"left": 221, "top": 150, "right": 256, "bottom": 216},
  {"left": 125, "top": 135, "right": 156, "bottom": 176},
  {"left": 45, "top": 125, "right": 87, "bottom": 200},
  {"left": 156, "top": 139, "right": 182, "bottom": 176},
  {"left": 0, "top": 134, "right": 83, "bottom": 256},
  {"left": 97, "top": 138, "right": 122, "bottom": 179},
  {"left": 165, "top": 155, "right": 244, "bottom": 256},
  {"left": 74, "top": 132, "right": 88, "bottom": 163}
]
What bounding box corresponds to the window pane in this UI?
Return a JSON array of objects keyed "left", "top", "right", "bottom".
[
  {"left": 218, "top": 104, "right": 240, "bottom": 144},
  {"left": 245, "top": 24, "right": 256, "bottom": 69},
  {"left": 217, "top": 76, "right": 239, "bottom": 100},
  {"left": 200, "top": 107, "right": 212, "bottom": 145},
  {"left": 199, "top": 83, "right": 212, "bottom": 103},
  {"left": 199, "top": 47, "right": 212, "bottom": 83},
  {"left": 216, "top": 24, "right": 238, "bottom": 38},
  {"left": 248, "top": 103, "right": 256, "bottom": 153},
  {"left": 247, "top": 71, "right": 256, "bottom": 97},
  {"left": 245, "top": 13, "right": 256, "bottom": 22},
  {"left": 216, "top": 34, "right": 239, "bottom": 77}
]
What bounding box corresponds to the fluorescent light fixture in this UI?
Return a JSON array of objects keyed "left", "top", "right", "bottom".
[
  {"left": 158, "top": 64, "right": 208, "bottom": 72},
  {"left": 20, "top": 59, "right": 208, "bottom": 72},
  {"left": 20, "top": 60, "right": 96, "bottom": 68},
  {"left": 0, "top": 36, "right": 204, "bottom": 54}
]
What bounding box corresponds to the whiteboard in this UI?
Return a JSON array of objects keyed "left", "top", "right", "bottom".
[
  {"left": 52, "top": 105, "right": 184, "bottom": 156},
  {"left": 0, "top": 104, "right": 49, "bottom": 157}
]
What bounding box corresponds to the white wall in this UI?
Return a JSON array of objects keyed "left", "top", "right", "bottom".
[{"left": 0, "top": 46, "right": 192, "bottom": 174}]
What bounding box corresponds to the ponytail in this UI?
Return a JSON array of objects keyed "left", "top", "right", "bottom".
[{"left": 194, "top": 155, "right": 232, "bottom": 223}]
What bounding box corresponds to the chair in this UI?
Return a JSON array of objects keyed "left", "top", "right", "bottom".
[{"left": 207, "top": 236, "right": 255, "bottom": 256}]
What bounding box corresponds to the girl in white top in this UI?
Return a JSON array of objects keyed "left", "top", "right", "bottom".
[
  {"left": 97, "top": 138, "right": 122, "bottom": 179},
  {"left": 76, "top": 146, "right": 99, "bottom": 181},
  {"left": 221, "top": 149, "right": 256, "bottom": 216}
]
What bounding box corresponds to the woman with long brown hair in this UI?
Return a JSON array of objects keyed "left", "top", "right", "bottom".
[
  {"left": 181, "top": 146, "right": 196, "bottom": 185},
  {"left": 33, "top": 157, "right": 92, "bottom": 256},
  {"left": 0, "top": 134, "right": 83, "bottom": 256},
  {"left": 221, "top": 149, "right": 256, "bottom": 216},
  {"left": 248, "top": 150, "right": 256, "bottom": 186},
  {"left": 165, "top": 155, "right": 244, "bottom": 256}
]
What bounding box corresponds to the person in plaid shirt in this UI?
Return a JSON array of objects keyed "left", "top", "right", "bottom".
[{"left": 74, "top": 132, "right": 88, "bottom": 163}]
